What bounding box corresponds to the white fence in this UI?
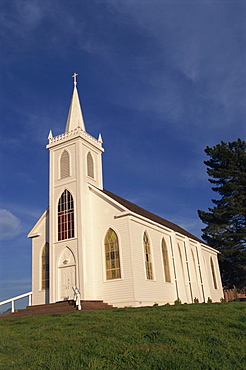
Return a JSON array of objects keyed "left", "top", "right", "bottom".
[{"left": 0, "top": 292, "right": 32, "bottom": 313}]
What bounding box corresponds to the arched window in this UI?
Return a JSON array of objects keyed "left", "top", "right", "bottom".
[
  {"left": 143, "top": 231, "right": 153, "bottom": 280},
  {"left": 162, "top": 238, "right": 171, "bottom": 282},
  {"left": 87, "top": 152, "right": 94, "bottom": 178},
  {"left": 191, "top": 248, "right": 198, "bottom": 280},
  {"left": 58, "top": 190, "right": 74, "bottom": 241},
  {"left": 41, "top": 243, "right": 49, "bottom": 290},
  {"left": 210, "top": 257, "right": 218, "bottom": 289},
  {"left": 104, "top": 228, "right": 121, "bottom": 280},
  {"left": 60, "top": 150, "right": 70, "bottom": 179},
  {"left": 178, "top": 243, "right": 185, "bottom": 280}
]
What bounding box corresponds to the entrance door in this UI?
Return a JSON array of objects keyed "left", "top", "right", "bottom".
[{"left": 59, "top": 265, "right": 76, "bottom": 301}]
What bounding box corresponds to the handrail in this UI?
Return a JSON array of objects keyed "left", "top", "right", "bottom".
[
  {"left": 0, "top": 292, "right": 32, "bottom": 313},
  {"left": 72, "top": 286, "right": 81, "bottom": 310}
]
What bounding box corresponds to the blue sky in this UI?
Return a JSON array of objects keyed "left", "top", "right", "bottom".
[{"left": 0, "top": 0, "right": 246, "bottom": 306}]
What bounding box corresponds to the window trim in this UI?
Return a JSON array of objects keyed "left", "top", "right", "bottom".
[
  {"left": 57, "top": 189, "right": 75, "bottom": 241},
  {"left": 87, "top": 151, "right": 94, "bottom": 179},
  {"left": 161, "top": 237, "right": 171, "bottom": 283},
  {"left": 41, "top": 243, "right": 49, "bottom": 291},
  {"left": 210, "top": 257, "right": 218, "bottom": 290},
  {"left": 60, "top": 149, "right": 70, "bottom": 179},
  {"left": 143, "top": 231, "right": 154, "bottom": 280},
  {"left": 178, "top": 243, "right": 186, "bottom": 282},
  {"left": 104, "top": 228, "right": 122, "bottom": 281}
]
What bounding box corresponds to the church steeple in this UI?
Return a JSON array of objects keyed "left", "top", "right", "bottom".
[{"left": 65, "top": 73, "right": 86, "bottom": 132}]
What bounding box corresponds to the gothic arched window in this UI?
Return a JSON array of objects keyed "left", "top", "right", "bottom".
[
  {"left": 60, "top": 150, "right": 70, "bottom": 179},
  {"left": 143, "top": 231, "right": 153, "bottom": 280},
  {"left": 41, "top": 243, "right": 49, "bottom": 290},
  {"left": 191, "top": 248, "right": 198, "bottom": 280},
  {"left": 58, "top": 190, "right": 74, "bottom": 241},
  {"left": 178, "top": 244, "right": 186, "bottom": 281},
  {"left": 104, "top": 228, "right": 121, "bottom": 280},
  {"left": 210, "top": 257, "right": 218, "bottom": 289},
  {"left": 87, "top": 152, "right": 94, "bottom": 178},
  {"left": 162, "top": 238, "right": 171, "bottom": 282}
]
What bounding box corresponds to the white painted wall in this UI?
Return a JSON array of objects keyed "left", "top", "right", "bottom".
[
  {"left": 29, "top": 100, "right": 224, "bottom": 307},
  {"left": 29, "top": 210, "right": 49, "bottom": 306}
]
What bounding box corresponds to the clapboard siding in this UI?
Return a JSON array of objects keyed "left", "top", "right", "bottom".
[
  {"left": 29, "top": 82, "right": 223, "bottom": 308},
  {"left": 87, "top": 190, "right": 135, "bottom": 306},
  {"left": 30, "top": 210, "right": 49, "bottom": 306}
]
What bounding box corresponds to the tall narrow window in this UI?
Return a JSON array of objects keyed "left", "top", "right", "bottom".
[
  {"left": 143, "top": 231, "right": 153, "bottom": 280},
  {"left": 104, "top": 228, "right": 121, "bottom": 280},
  {"left": 60, "top": 150, "right": 70, "bottom": 178},
  {"left": 210, "top": 257, "right": 218, "bottom": 289},
  {"left": 87, "top": 152, "right": 94, "bottom": 178},
  {"left": 191, "top": 249, "right": 198, "bottom": 280},
  {"left": 162, "top": 238, "right": 171, "bottom": 282},
  {"left": 58, "top": 190, "right": 74, "bottom": 241},
  {"left": 178, "top": 244, "right": 185, "bottom": 280},
  {"left": 41, "top": 243, "right": 49, "bottom": 290}
]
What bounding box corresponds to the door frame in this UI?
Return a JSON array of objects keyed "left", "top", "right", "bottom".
[
  {"left": 57, "top": 246, "right": 76, "bottom": 302},
  {"left": 58, "top": 263, "right": 76, "bottom": 301}
]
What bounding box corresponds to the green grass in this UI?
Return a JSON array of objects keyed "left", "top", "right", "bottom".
[{"left": 0, "top": 302, "right": 245, "bottom": 369}]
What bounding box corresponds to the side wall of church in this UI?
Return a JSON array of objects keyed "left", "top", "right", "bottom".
[
  {"left": 82, "top": 190, "right": 135, "bottom": 306},
  {"left": 201, "top": 247, "right": 223, "bottom": 302},
  {"left": 85, "top": 191, "right": 223, "bottom": 307},
  {"left": 31, "top": 211, "right": 49, "bottom": 306},
  {"left": 127, "top": 218, "right": 177, "bottom": 306}
]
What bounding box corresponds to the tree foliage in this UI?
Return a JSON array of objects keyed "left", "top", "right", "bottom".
[{"left": 198, "top": 139, "right": 246, "bottom": 289}]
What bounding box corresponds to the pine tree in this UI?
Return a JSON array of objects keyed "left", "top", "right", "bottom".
[{"left": 198, "top": 139, "right": 246, "bottom": 289}]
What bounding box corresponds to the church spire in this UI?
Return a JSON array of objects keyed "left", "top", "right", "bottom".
[{"left": 65, "top": 73, "right": 86, "bottom": 132}]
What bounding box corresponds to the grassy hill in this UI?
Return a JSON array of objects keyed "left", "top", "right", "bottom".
[{"left": 0, "top": 301, "right": 245, "bottom": 369}]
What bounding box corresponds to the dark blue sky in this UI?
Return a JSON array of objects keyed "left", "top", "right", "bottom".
[{"left": 0, "top": 0, "right": 246, "bottom": 304}]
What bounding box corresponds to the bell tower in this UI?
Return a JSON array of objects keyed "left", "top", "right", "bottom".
[{"left": 46, "top": 74, "right": 104, "bottom": 303}]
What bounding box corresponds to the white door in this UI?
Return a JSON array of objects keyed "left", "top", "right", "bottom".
[{"left": 59, "top": 265, "right": 76, "bottom": 301}]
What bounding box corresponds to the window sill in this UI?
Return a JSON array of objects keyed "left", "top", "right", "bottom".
[
  {"left": 104, "top": 278, "right": 123, "bottom": 283},
  {"left": 56, "top": 237, "right": 77, "bottom": 243}
]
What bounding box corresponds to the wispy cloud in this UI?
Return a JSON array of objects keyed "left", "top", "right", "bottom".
[
  {"left": 0, "top": 203, "right": 44, "bottom": 221},
  {"left": 0, "top": 209, "right": 21, "bottom": 240}
]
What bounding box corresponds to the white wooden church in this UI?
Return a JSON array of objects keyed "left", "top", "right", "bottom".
[{"left": 28, "top": 75, "right": 223, "bottom": 308}]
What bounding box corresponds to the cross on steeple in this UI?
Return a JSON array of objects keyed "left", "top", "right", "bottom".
[
  {"left": 65, "top": 73, "right": 85, "bottom": 132},
  {"left": 72, "top": 73, "right": 78, "bottom": 85}
]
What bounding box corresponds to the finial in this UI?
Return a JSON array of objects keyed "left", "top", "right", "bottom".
[
  {"left": 98, "top": 133, "right": 103, "bottom": 143},
  {"left": 48, "top": 130, "right": 53, "bottom": 140},
  {"left": 72, "top": 73, "right": 78, "bottom": 86}
]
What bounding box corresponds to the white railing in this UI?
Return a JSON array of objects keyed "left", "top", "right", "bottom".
[
  {"left": 0, "top": 292, "right": 32, "bottom": 313},
  {"left": 72, "top": 286, "right": 81, "bottom": 310}
]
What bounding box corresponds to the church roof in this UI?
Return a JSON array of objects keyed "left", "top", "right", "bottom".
[
  {"left": 65, "top": 74, "right": 85, "bottom": 132},
  {"left": 103, "top": 189, "right": 205, "bottom": 244}
]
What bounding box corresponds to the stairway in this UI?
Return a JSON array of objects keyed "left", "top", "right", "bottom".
[{"left": 1, "top": 300, "right": 114, "bottom": 318}]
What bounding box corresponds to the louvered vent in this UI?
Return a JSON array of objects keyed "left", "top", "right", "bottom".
[
  {"left": 87, "top": 152, "right": 94, "bottom": 178},
  {"left": 60, "top": 150, "right": 70, "bottom": 178}
]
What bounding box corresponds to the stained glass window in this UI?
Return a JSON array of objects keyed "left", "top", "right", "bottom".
[
  {"left": 162, "top": 238, "right": 171, "bottom": 282},
  {"left": 105, "top": 228, "right": 121, "bottom": 280},
  {"left": 58, "top": 190, "right": 74, "bottom": 241},
  {"left": 42, "top": 243, "right": 49, "bottom": 290},
  {"left": 210, "top": 257, "right": 218, "bottom": 289},
  {"left": 143, "top": 231, "right": 153, "bottom": 280}
]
